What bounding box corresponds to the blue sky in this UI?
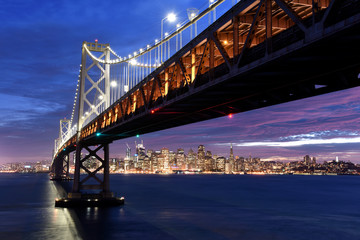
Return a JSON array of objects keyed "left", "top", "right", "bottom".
[{"left": 1, "top": 0, "right": 360, "bottom": 164}]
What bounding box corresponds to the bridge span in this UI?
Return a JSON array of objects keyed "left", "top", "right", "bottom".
[{"left": 51, "top": 0, "right": 360, "bottom": 206}]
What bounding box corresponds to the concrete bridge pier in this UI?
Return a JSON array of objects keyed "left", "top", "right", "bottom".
[
  {"left": 55, "top": 142, "right": 124, "bottom": 207},
  {"left": 50, "top": 154, "right": 71, "bottom": 181}
]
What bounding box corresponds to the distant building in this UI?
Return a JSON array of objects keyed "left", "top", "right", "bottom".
[
  {"left": 176, "top": 148, "right": 186, "bottom": 170},
  {"left": 304, "top": 155, "right": 311, "bottom": 166},
  {"left": 229, "top": 143, "right": 234, "bottom": 172},
  {"left": 197, "top": 145, "right": 205, "bottom": 170},
  {"left": 187, "top": 149, "right": 196, "bottom": 169},
  {"left": 215, "top": 156, "right": 225, "bottom": 172}
]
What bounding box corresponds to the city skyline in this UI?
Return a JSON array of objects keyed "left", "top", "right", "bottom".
[
  {"left": 1, "top": 0, "right": 360, "bottom": 164},
  {"left": 3, "top": 142, "right": 359, "bottom": 176}
]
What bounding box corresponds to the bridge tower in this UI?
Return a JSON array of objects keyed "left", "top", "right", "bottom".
[
  {"left": 59, "top": 118, "right": 71, "bottom": 143},
  {"left": 60, "top": 41, "right": 123, "bottom": 206},
  {"left": 51, "top": 118, "right": 72, "bottom": 180}
]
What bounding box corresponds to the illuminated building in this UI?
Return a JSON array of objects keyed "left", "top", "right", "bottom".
[
  {"left": 215, "top": 156, "right": 225, "bottom": 172},
  {"left": 204, "top": 150, "right": 214, "bottom": 171},
  {"left": 197, "top": 145, "right": 205, "bottom": 170},
  {"left": 186, "top": 149, "right": 196, "bottom": 169},
  {"left": 161, "top": 148, "right": 170, "bottom": 170},
  {"left": 229, "top": 143, "right": 234, "bottom": 172},
  {"left": 176, "top": 148, "right": 186, "bottom": 170},
  {"left": 135, "top": 140, "right": 146, "bottom": 169},
  {"left": 124, "top": 144, "right": 131, "bottom": 170}
]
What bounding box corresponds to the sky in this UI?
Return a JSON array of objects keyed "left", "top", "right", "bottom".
[{"left": 1, "top": 0, "right": 360, "bottom": 164}]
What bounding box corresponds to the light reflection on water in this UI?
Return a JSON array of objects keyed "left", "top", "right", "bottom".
[
  {"left": 0, "top": 173, "right": 360, "bottom": 240},
  {"left": 32, "top": 179, "right": 83, "bottom": 239}
]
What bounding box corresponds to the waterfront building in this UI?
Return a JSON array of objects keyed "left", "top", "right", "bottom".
[
  {"left": 135, "top": 140, "right": 146, "bottom": 168},
  {"left": 176, "top": 148, "right": 186, "bottom": 170},
  {"left": 110, "top": 158, "right": 119, "bottom": 171},
  {"left": 304, "top": 155, "right": 311, "bottom": 166},
  {"left": 204, "top": 156, "right": 214, "bottom": 171},
  {"left": 169, "top": 151, "right": 176, "bottom": 169},
  {"left": 118, "top": 159, "right": 125, "bottom": 171},
  {"left": 187, "top": 149, "right": 196, "bottom": 169},
  {"left": 229, "top": 143, "right": 234, "bottom": 172},
  {"left": 83, "top": 156, "right": 100, "bottom": 170},
  {"left": 124, "top": 144, "right": 131, "bottom": 170},
  {"left": 312, "top": 157, "right": 317, "bottom": 166},
  {"left": 151, "top": 151, "right": 160, "bottom": 172},
  {"left": 197, "top": 145, "right": 205, "bottom": 170},
  {"left": 161, "top": 148, "right": 170, "bottom": 171},
  {"left": 215, "top": 156, "right": 225, "bottom": 172},
  {"left": 143, "top": 155, "right": 151, "bottom": 171}
]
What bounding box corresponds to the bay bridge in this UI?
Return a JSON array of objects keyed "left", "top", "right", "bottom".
[{"left": 51, "top": 0, "right": 360, "bottom": 206}]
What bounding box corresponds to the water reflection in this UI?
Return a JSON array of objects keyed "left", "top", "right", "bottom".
[
  {"left": 5, "top": 173, "right": 357, "bottom": 240},
  {"left": 85, "top": 207, "right": 98, "bottom": 220},
  {"left": 40, "top": 180, "right": 84, "bottom": 239},
  {"left": 49, "top": 180, "right": 120, "bottom": 240}
]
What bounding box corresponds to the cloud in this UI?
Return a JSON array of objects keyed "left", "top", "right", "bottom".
[
  {"left": 232, "top": 136, "right": 360, "bottom": 147},
  {"left": 0, "top": 93, "right": 65, "bottom": 128}
]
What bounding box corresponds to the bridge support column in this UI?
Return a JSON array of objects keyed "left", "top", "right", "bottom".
[
  {"left": 265, "top": 0, "right": 272, "bottom": 54},
  {"left": 51, "top": 154, "right": 71, "bottom": 181},
  {"left": 55, "top": 143, "right": 124, "bottom": 207}
]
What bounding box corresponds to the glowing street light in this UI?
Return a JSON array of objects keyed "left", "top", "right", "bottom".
[
  {"left": 167, "top": 13, "right": 176, "bottom": 22},
  {"left": 110, "top": 81, "right": 117, "bottom": 87},
  {"left": 161, "top": 12, "right": 177, "bottom": 63},
  {"left": 129, "top": 59, "right": 137, "bottom": 66}
]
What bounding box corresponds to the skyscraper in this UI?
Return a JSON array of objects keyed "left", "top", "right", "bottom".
[
  {"left": 304, "top": 155, "right": 311, "bottom": 166},
  {"left": 229, "top": 143, "right": 234, "bottom": 172},
  {"left": 135, "top": 140, "right": 146, "bottom": 169},
  {"left": 197, "top": 145, "right": 205, "bottom": 170},
  {"left": 176, "top": 148, "right": 186, "bottom": 170},
  {"left": 187, "top": 149, "right": 195, "bottom": 169},
  {"left": 161, "top": 148, "right": 170, "bottom": 171},
  {"left": 124, "top": 143, "right": 131, "bottom": 170},
  {"left": 215, "top": 157, "right": 225, "bottom": 172},
  {"left": 204, "top": 150, "right": 214, "bottom": 171}
]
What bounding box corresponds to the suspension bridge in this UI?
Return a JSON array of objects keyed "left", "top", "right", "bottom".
[{"left": 51, "top": 0, "right": 360, "bottom": 207}]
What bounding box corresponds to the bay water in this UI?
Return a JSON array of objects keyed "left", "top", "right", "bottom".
[{"left": 0, "top": 173, "right": 359, "bottom": 239}]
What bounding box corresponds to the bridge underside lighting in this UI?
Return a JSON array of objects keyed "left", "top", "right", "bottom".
[
  {"left": 228, "top": 113, "right": 233, "bottom": 119},
  {"left": 96, "top": 133, "right": 101, "bottom": 137}
]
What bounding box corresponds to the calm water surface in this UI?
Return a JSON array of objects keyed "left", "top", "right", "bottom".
[{"left": 0, "top": 173, "right": 359, "bottom": 239}]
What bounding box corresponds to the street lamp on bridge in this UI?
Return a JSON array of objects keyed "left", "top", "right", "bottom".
[{"left": 161, "top": 12, "right": 176, "bottom": 63}]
